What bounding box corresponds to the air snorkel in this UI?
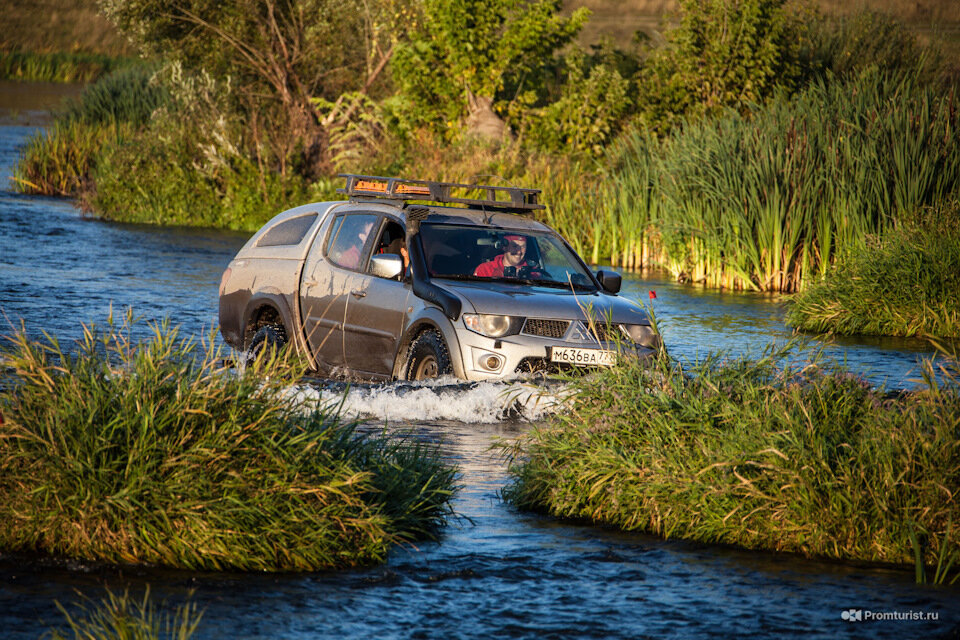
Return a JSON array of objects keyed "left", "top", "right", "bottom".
[{"left": 406, "top": 207, "right": 462, "bottom": 321}]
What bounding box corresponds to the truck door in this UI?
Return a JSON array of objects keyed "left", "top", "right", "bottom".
[
  {"left": 299, "top": 212, "right": 378, "bottom": 372},
  {"left": 342, "top": 218, "right": 411, "bottom": 378}
]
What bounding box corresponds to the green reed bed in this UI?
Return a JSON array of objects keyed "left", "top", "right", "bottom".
[
  {"left": 0, "top": 50, "right": 136, "bottom": 84},
  {"left": 581, "top": 69, "right": 960, "bottom": 292},
  {"left": 46, "top": 588, "right": 201, "bottom": 640},
  {"left": 13, "top": 65, "right": 167, "bottom": 197},
  {"left": 787, "top": 202, "right": 960, "bottom": 337},
  {"left": 0, "top": 314, "right": 457, "bottom": 571},
  {"left": 503, "top": 345, "right": 960, "bottom": 583}
]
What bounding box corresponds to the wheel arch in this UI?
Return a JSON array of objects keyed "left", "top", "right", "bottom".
[
  {"left": 242, "top": 293, "right": 296, "bottom": 351},
  {"left": 392, "top": 310, "right": 465, "bottom": 380}
]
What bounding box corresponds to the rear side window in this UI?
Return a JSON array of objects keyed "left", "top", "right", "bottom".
[{"left": 257, "top": 213, "right": 318, "bottom": 247}]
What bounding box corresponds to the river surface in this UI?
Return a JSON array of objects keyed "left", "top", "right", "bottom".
[{"left": 1, "top": 114, "right": 958, "bottom": 639}]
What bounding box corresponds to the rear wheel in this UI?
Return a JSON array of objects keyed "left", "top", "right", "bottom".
[
  {"left": 247, "top": 324, "right": 287, "bottom": 365},
  {"left": 405, "top": 329, "right": 452, "bottom": 381}
]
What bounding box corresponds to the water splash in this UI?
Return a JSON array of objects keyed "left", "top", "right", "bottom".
[{"left": 290, "top": 376, "right": 571, "bottom": 423}]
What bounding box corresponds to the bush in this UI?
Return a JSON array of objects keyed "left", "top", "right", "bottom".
[
  {"left": 0, "top": 314, "right": 457, "bottom": 571},
  {"left": 13, "top": 65, "right": 168, "bottom": 198},
  {"left": 635, "top": 0, "right": 793, "bottom": 133},
  {"left": 786, "top": 202, "right": 960, "bottom": 337},
  {"left": 524, "top": 50, "right": 632, "bottom": 157},
  {"left": 503, "top": 344, "right": 960, "bottom": 582}
]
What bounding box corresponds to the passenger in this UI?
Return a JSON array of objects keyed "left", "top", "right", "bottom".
[
  {"left": 474, "top": 234, "right": 541, "bottom": 278},
  {"left": 338, "top": 220, "right": 374, "bottom": 270}
]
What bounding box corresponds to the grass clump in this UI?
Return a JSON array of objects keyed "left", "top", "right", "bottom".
[
  {"left": 502, "top": 345, "right": 960, "bottom": 582},
  {"left": 46, "top": 588, "right": 201, "bottom": 640},
  {"left": 0, "top": 313, "right": 457, "bottom": 571},
  {"left": 786, "top": 201, "right": 960, "bottom": 337}
]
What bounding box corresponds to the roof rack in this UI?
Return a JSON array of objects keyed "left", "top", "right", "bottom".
[{"left": 337, "top": 174, "right": 545, "bottom": 213}]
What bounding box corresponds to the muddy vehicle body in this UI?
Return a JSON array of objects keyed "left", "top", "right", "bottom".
[{"left": 219, "top": 175, "right": 660, "bottom": 381}]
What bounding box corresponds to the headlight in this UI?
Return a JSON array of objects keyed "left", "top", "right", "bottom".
[
  {"left": 463, "top": 314, "right": 522, "bottom": 338},
  {"left": 621, "top": 323, "right": 661, "bottom": 348}
]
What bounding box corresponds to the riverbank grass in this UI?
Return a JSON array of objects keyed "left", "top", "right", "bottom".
[
  {"left": 502, "top": 345, "right": 960, "bottom": 582},
  {"left": 0, "top": 50, "right": 136, "bottom": 83},
  {"left": 48, "top": 588, "right": 201, "bottom": 640},
  {"left": 786, "top": 203, "right": 960, "bottom": 337},
  {"left": 0, "top": 314, "right": 457, "bottom": 571}
]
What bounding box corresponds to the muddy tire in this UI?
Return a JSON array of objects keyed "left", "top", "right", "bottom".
[
  {"left": 247, "top": 324, "right": 287, "bottom": 365},
  {"left": 405, "top": 329, "right": 453, "bottom": 381}
]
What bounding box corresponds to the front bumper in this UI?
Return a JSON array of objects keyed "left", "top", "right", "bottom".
[{"left": 453, "top": 329, "right": 657, "bottom": 381}]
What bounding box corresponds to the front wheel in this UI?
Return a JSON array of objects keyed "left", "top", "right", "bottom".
[{"left": 405, "top": 329, "right": 453, "bottom": 381}]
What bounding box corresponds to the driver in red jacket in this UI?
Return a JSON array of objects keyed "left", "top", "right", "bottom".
[{"left": 474, "top": 234, "right": 541, "bottom": 278}]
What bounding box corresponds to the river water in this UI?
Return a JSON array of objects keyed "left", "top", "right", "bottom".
[{"left": 1, "top": 108, "right": 958, "bottom": 639}]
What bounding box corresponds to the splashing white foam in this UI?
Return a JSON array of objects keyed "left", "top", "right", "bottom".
[{"left": 289, "top": 376, "right": 571, "bottom": 424}]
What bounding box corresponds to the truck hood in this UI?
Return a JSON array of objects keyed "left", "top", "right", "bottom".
[{"left": 438, "top": 280, "right": 651, "bottom": 325}]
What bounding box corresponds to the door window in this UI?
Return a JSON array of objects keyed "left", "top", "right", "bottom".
[{"left": 326, "top": 214, "right": 379, "bottom": 271}]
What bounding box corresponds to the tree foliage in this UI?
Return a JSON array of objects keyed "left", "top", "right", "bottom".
[
  {"left": 635, "top": 0, "right": 792, "bottom": 133},
  {"left": 98, "top": 0, "right": 407, "bottom": 175},
  {"left": 389, "top": 0, "right": 589, "bottom": 138}
]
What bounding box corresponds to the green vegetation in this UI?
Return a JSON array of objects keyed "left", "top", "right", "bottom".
[
  {"left": 0, "top": 313, "right": 457, "bottom": 571},
  {"left": 786, "top": 202, "right": 960, "bottom": 337},
  {"left": 0, "top": 50, "right": 138, "bottom": 83},
  {"left": 47, "top": 588, "right": 201, "bottom": 640},
  {"left": 11, "top": 0, "right": 960, "bottom": 298},
  {"left": 13, "top": 66, "right": 167, "bottom": 196},
  {"left": 593, "top": 69, "right": 960, "bottom": 290},
  {"left": 502, "top": 344, "right": 960, "bottom": 583}
]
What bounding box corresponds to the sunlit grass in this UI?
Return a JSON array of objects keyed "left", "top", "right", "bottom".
[
  {"left": 46, "top": 588, "right": 202, "bottom": 640},
  {"left": 786, "top": 201, "right": 960, "bottom": 337},
  {"left": 502, "top": 342, "right": 960, "bottom": 583},
  {"left": 589, "top": 69, "right": 960, "bottom": 292},
  {"left": 0, "top": 311, "right": 458, "bottom": 571}
]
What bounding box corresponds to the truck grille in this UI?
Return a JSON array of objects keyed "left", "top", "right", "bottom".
[
  {"left": 580, "top": 321, "right": 620, "bottom": 343},
  {"left": 521, "top": 319, "right": 570, "bottom": 338}
]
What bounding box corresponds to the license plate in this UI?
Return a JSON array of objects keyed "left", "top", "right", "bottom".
[{"left": 549, "top": 347, "right": 617, "bottom": 367}]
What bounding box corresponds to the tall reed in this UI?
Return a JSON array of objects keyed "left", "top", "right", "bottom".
[
  {"left": 0, "top": 313, "right": 457, "bottom": 571},
  {"left": 566, "top": 69, "right": 960, "bottom": 291},
  {"left": 503, "top": 343, "right": 960, "bottom": 582}
]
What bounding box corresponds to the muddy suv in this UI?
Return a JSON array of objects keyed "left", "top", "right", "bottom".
[{"left": 219, "top": 175, "right": 660, "bottom": 381}]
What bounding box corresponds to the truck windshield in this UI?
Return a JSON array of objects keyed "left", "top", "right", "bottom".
[{"left": 419, "top": 223, "right": 597, "bottom": 290}]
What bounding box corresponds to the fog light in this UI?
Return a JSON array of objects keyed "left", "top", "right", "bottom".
[{"left": 480, "top": 354, "right": 503, "bottom": 371}]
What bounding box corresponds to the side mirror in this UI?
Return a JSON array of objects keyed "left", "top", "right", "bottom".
[
  {"left": 370, "top": 254, "right": 404, "bottom": 280},
  {"left": 596, "top": 269, "right": 622, "bottom": 294}
]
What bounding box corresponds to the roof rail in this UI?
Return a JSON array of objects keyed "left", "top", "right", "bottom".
[{"left": 337, "top": 174, "right": 545, "bottom": 213}]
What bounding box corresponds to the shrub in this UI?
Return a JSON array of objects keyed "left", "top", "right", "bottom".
[
  {"left": 635, "top": 0, "right": 793, "bottom": 133},
  {"left": 503, "top": 344, "right": 960, "bottom": 582},
  {"left": 86, "top": 123, "right": 308, "bottom": 230},
  {"left": 524, "top": 50, "right": 632, "bottom": 157},
  {"left": 786, "top": 201, "right": 960, "bottom": 337},
  {"left": 0, "top": 314, "right": 457, "bottom": 571},
  {"left": 12, "top": 65, "right": 167, "bottom": 198}
]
